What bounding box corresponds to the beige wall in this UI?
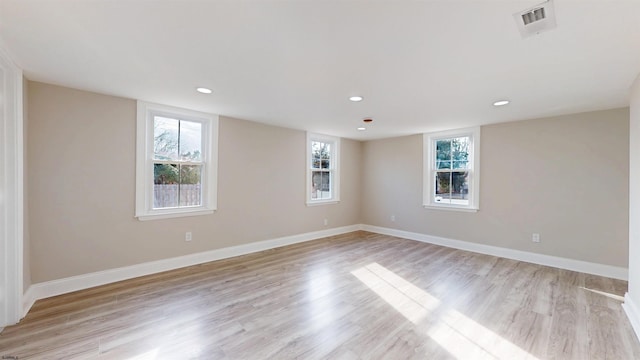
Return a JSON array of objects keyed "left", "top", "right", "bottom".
[
  {"left": 629, "top": 74, "right": 640, "bottom": 300},
  {"left": 25, "top": 80, "right": 630, "bottom": 284},
  {"left": 362, "top": 108, "right": 629, "bottom": 267},
  {"left": 22, "top": 76, "right": 31, "bottom": 292},
  {"left": 27, "top": 81, "right": 361, "bottom": 283}
]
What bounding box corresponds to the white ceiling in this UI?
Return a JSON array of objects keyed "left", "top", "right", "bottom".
[{"left": 1, "top": 0, "right": 639, "bottom": 140}]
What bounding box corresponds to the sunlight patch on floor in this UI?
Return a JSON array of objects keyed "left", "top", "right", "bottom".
[
  {"left": 126, "top": 348, "right": 159, "bottom": 360},
  {"left": 352, "top": 263, "right": 438, "bottom": 323},
  {"left": 352, "top": 262, "right": 539, "bottom": 360},
  {"left": 580, "top": 287, "right": 625, "bottom": 301},
  {"left": 428, "top": 306, "right": 540, "bottom": 359},
  {"left": 307, "top": 266, "right": 340, "bottom": 331}
]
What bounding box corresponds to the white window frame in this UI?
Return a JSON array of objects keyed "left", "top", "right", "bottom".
[
  {"left": 423, "top": 127, "right": 480, "bottom": 212},
  {"left": 136, "top": 101, "right": 218, "bottom": 221},
  {"left": 306, "top": 133, "right": 340, "bottom": 206}
]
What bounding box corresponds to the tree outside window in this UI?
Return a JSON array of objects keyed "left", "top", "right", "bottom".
[
  {"left": 306, "top": 133, "right": 340, "bottom": 205},
  {"left": 153, "top": 116, "right": 203, "bottom": 208},
  {"left": 423, "top": 127, "right": 480, "bottom": 211},
  {"left": 435, "top": 137, "right": 470, "bottom": 205}
]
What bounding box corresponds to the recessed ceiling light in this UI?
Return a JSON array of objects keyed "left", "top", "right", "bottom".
[
  {"left": 357, "top": 127, "right": 366, "bottom": 131},
  {"left": 493, "top": 100, "right": 510, "bottom": 106},
  {"left": 349, "top": 96, "right": 363, "bottom": 102},
  {"left": 196, "top": 87, "right": 213, "bottom": 94}
]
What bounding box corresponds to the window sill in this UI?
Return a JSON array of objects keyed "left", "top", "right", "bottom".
[
  {"left": 423, "top": 204, "right": 478, "bottom": 213},
  {"left": 306, "top": 200, "right": 340, "bottom": 207},
  {"left": 136, "top": 208, "right": 215, "bottom": 221}
]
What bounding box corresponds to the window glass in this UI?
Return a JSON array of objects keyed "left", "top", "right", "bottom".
[
  {"left": 307, "top": 134, "right": 340, "bottom": 205},
  {"left": 136, "top": 101, "right": 218, "bottom": 220},
  {"left": 424, "top": 128, "right": 479, "bottom": 211}
]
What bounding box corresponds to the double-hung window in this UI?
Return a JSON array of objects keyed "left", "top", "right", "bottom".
[
  {"left": 136, "top": 101, "right": 218, "bottom": 220},
  {"left": 423, "top": 127, "right": 480, "bottom": 211},
  {"left": 306, "top": 133, "right": 340, "bottom": 205}
]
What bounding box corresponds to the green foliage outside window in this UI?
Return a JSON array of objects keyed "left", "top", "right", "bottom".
[
  {"left": 153, "top": 122, "right": 202, "bottom": 185},
  {"left": 435, "top": 137, "right": 470, "bottom": 195}
]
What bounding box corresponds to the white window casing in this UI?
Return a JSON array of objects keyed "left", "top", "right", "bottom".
[
  {"left": 423, "top": 127, "right": 480, "bottom": 212},
  {"left": 306, "top": 132, "right": 340, "bottom": 206},
  {"left": 136, "top": 101, "right": 218, "bottom": 220}
]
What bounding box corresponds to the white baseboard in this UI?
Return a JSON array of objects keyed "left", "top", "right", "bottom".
[
  {"left": 361, "top": 225, "right": 628, "bottom": 280},
  {"left": 623, "top": 293, "right": 640, "bottom": 342},
  {"left": 22, "top": 224, "right": 360, "bottom": 316},
  {"left": 22, "top": 223, "right": 629, "bottom": 318},
  {"left": 22, "top": 285, "right": 36, "bottom": 318}
]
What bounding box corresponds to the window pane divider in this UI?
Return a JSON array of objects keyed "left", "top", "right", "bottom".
[
  {"left": 423, "top": 127, "right": 480, "bottom": 212},
  {"left": 152, "top": 160, "right": 203, "bottom": 166},
  {"left": 136, "top": 101, "right": 218, "bottom": 221}
]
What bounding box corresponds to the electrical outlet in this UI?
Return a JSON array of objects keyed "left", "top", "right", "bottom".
[
  {"left": 532, "top": 233, "right": 540, "bottom": 243},
  {"left": 323, "top": 219, "right": 328, "bottom": 226},
  {"left": 185, "top": 232, "right": 192, "bottom": 242},
  {"left": 391, "top": 215, "right": 396, "bottom": 222}
]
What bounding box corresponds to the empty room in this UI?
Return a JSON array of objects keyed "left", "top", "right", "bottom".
[{"left": 2, "top": 0, "right": 640, "bottom": 359}]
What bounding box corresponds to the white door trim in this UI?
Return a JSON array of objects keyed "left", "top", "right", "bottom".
[{"left": 0, "top": 44, "right": 24, "bottom": 328}]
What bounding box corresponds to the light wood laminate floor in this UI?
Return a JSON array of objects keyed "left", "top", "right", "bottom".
[{"left": 1, "top": 231, "right": 639, "bottom": 359}]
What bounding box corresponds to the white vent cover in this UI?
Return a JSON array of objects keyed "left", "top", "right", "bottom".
[
  {"left": 522, "top": 7, "right": 546, "bottom": 25},
  {"left": 514, "top": 0, "right": 557, "bottom": 38}
]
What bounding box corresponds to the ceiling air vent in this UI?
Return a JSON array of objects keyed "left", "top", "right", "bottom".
[
  {"left": 521, "top": 7, "right": 545, "bottom": 25},
  {"left": 514, "top": 0, "right": 557, "bottom": 38}
]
